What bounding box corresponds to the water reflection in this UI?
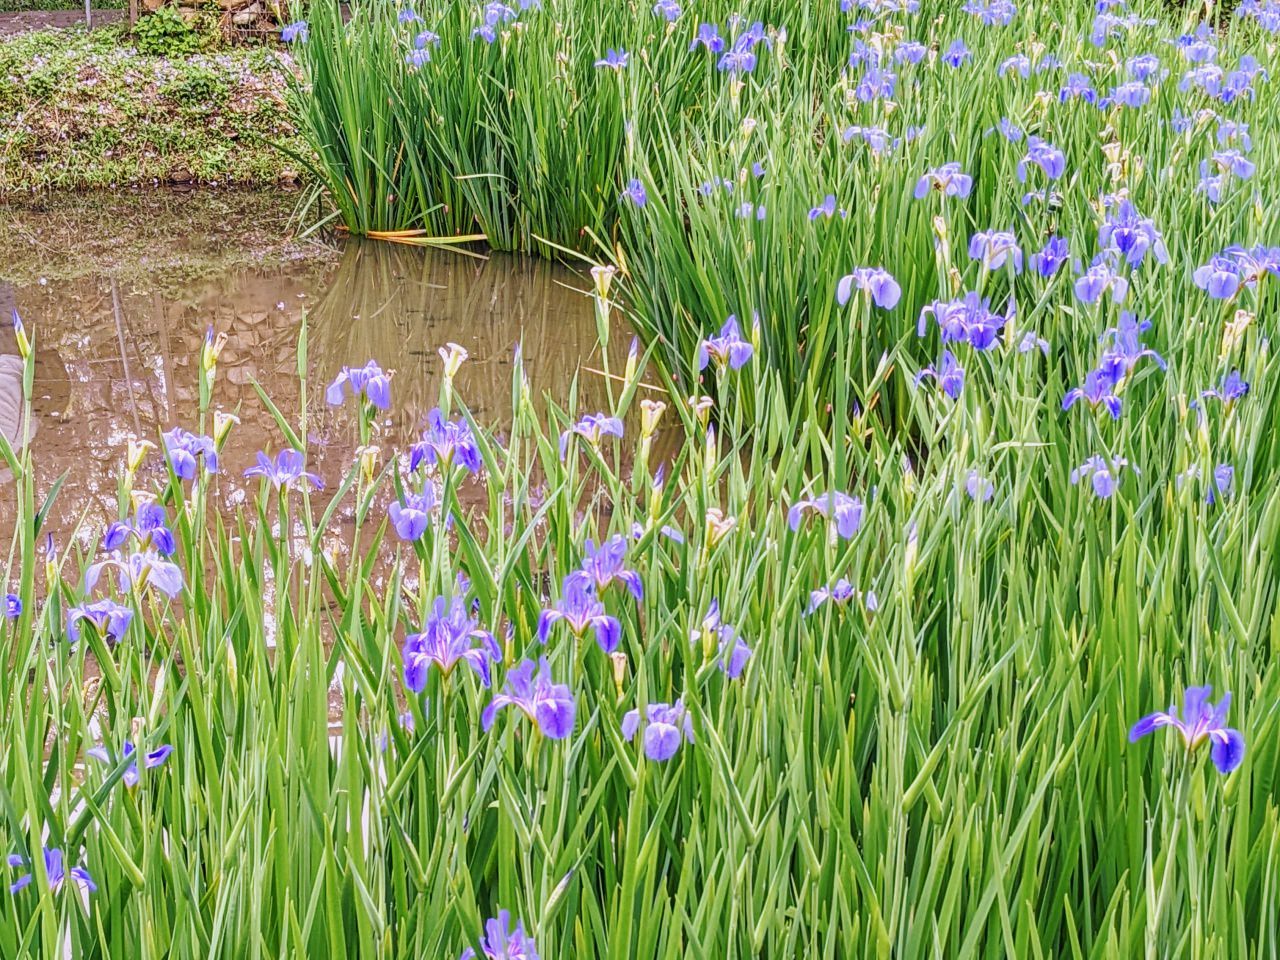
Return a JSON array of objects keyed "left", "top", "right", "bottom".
[{"left": 0, "top": 194, "right": 629, "bottom": 542}]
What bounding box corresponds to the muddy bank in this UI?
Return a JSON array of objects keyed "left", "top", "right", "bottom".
[{"left": 0, "top": 24, "right": 298, "bottom": 193}]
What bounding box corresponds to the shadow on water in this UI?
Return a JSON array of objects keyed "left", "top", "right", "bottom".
[{"left": 0, "top": 191, "right": 632, "bottom": 543}]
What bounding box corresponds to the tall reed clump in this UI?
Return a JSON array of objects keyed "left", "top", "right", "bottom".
[
  {"left": 2, "top": 213, "right": 1280, "bottom": 955},
  {"left": 285, "top": 0, "right": 1280, "bottom": 409}
]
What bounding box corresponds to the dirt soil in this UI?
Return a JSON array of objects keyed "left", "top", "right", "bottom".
[{"left": 0, "top": 9, "right": 125, "bottom": 35}]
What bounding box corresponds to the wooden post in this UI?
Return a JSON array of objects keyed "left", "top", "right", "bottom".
[
  {"left": 129, "top": 0, "right": 138, "bottom": 26},
  {"left": 84, "top": 0, "right": 91, "bottom": 28}
]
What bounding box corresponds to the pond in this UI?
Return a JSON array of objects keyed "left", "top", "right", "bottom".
[{"left": 0, "top": 189, "right": 630, "bottom": 545}]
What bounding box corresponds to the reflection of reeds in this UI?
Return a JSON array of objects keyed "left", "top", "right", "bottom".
[{"left": 307, "top": 240, "right": 631, "bottom": 433}]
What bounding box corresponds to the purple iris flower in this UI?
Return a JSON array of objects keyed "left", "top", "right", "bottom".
[
  {"left": 1176, "top": 26, "right": 1218, "bottom": 64},
  {"left": 478, "top": 1, "right": 517, "bottom": 28},
  {"left": 163, "top": 428, "right": 218, "bottom": 479},
  {"left": 998, "top": 54, "right": 1030, "bottom": 78},
  {"left": 942, "top": 39, "right": 971, "bottom": 67},
  {"left": 1219, "top": 245, "right": 1279, "bottom": 289},
  {"left": 1063, "top": 369, "right": 1123, "bottom": 419},
  {"left": 916, "top": 350, "right": 965, "bottom": 399},
  {"left": 917, "top": 293, "right": 1008, "bottom": 350},
  {"left": 537, "top": 577, "right": 621, "bottom": 652},
  {"left": 965, "top": 470, "right": 995, "bottom": 501},
  {"left": 697, "top": 316, "right": 754, "bottom": 371},
  {"left": 1070, "top": 454, "right": 1132, "bottom": 498},
  {"left": 397, "top": 7, "right": 421, "bottom": 23},
  {"left": 1170, "top": 108, "right": 1196, "bottom": 134},
  {"left": 1211, "top": 148, "right": 1256, "bottom": 179},
  {"left": 103, "top": 502, "right": 176, "bottom": 556},
  {"left": 460, "top": 909, "right": 540, "bottom": 960},
  {"left": 1109, "top": 81, "right": 1150, "bottom": 107},
  {"left": 326, "top": 361, "right": 391, "bottom": 410},
  {"left": 632, "top": 521, "right": 685, "bottom": 544},
  {"left": 962, "top": 0, "right": 1016, "bottom": 25},
  {"left": 414, "top": 30, "right": 440, "bottom": 49},
  {"left": 1196, "top": 170, "right": 1226, "bottom": 204},
  {"left": 894, "top": 41, "right": 927, "bottom": 65},
  {"left": 620, "top": 179, "right": 648, "bottom": 208},
  {"left": 690, "top": 600, "right": 752, "bottom": 678},
  {"left": 1098, "top": 199, "right": 1169, "bottom": 267},
  {"left": 913, "top": 162, "right": 973, "bottom": 200},
  {"left": 280, "top": 20, "right": 308, "bottom": 42},
  {"left": 652, "top": 0, "right": 681, "bottom": 21},
  {"left": 808, "top": 194, "right": 846, "bottom": 219},
  {"left": 1193, "top": 255, "right": 1242, "bottom": 299},
  {"left": 1130, "top": 686, "right": 1245, "bottom": 774},
  {"left": 8, "top": 848, "right": 95, "bottom": 895},
  {"left": 805, "top": 578, "right": 877, "bottom": 615},
  {"left": 86, "top": 741, "right": 173, "bottom": 787},
  {"left": 1059, "top": 72, "right": 1097, "bottom": 103},
  {"left": 788, "top": 492, "right": 864, "bottom": 539},
  {"left": 1208, "top": 463, "right": 1235, "bottom": 504},
  {"left": 594, "top": 48, "right": 629, "bottom": 69},
  {"left": 389, "top": 488, "right": 437, "bottom": 540},
  {"left": 86, "top": 550, "right": 184, "bottom": 600},
  {"left": 1200, "top": 370, "right": 1250, "bottom": 406},
  {"left": 571, "top": 535, "right": 643, "bottom": 599},
  {"left": 1216, "top": 119, "right": 1251, "bottom": 151},
  {"left": 403, "top": 596, "right": 501, "bottom": 691},
  {"left": 848, "top": 0, "right": 919, "bottom": 10},
  {"left": 1221, "top": 56, "right": 1266, "bottom": 104},
  {"left": 689, "top": 22, "right": 724, "bottom": 52},
  {"left": 66, "top": 599, "right": 132, "bottom": 643},
  {"left": 1018, "top": 331, "right": 1050, "bottom": 355},
  {"left": 1098, "top": 312, "right": 1166, "bottom": 381},
  {"left": 1091, "top": 10, "right": 1155, "bottom": 46},
  {"left": 405, "top": 48, "right": 432, "bottom": 68},
  {"left": 969, "top": 229, "right": 1023, "bottom": 272},
  {"left": 481, "top": 658, "right": 576, "bottom": 740},
  {"left": 717, "top": 46, "right": 757, "bottom": 73},
  {"left": 854, "top": 67, "right": 897, "bottom": 102},
  {"left": 1030, "top": 235, "right": 1070, "bottom": 277},
  {"left": 1016, "top": 137, "right": 1065, "bottom": 182},
  {"left": 3, "top": 594, "right": 19, "bottom": 619},
  {"left": 244, "top": 449, "right": 323, "bottom": 491},
  {"left": 993, "top": 116, "right": 1022, "bottom": 141},
  {"left": 622, "top": 700, "right": 694, "bottom": 761},
  {"left": 1127, "top": 53, "right": 1162, "bottom": 80},
  {"left": 411, "top": 409, "right": 483, "bottom": 473},
  {"left": 1239, "top": 0, "right": 1280, "bottom": 30},
  {"left": 1180, "top": 63, "right": 1225, "bottom": 96},
  {"left": 849, "top": 40, "right": 880, "bottom": 66},
  {"left": 559, "top": 414, "right": 624, "bottom": 460},
  {"left": 842, "top": 125, "right": 900, "bottom": 155},
  {"left": 733, "top": 19, "right": 771, "bottom": 51},
  {"left": 472, "top": 4, "right": 523, "bottom": 44},
  {"left": 1074, "top": 253, "right": 1129, "bottom": 304},
  {"left": 836, "top": 267, "right": 901, "bottom": 309}
]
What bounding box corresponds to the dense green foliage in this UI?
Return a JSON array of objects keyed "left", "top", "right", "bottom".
[
  {"left": 2, "top": 263, "right": 1279, "bottom": 956},
  {"left": 290, "top": 0, "right": 1280, "bottom": 406},
  {"left": 130, "top": 5, "right": 212, "bottom": 56}
]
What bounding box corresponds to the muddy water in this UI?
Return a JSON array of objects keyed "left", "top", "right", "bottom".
[{"left": 0, "top": 190, "right": 632, "bottom": 548}]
